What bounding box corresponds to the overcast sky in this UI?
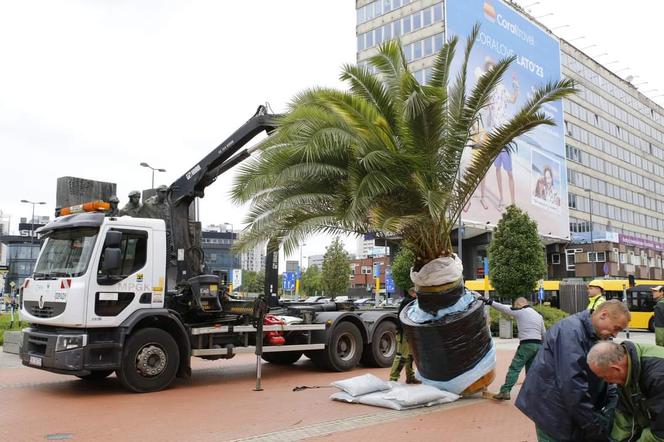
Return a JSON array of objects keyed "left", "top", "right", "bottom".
[{"left": 1, "top": 0, "right": 662, "bottom": 263}]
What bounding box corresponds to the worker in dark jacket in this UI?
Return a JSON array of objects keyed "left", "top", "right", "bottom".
[
  {"left": 515, "top": 300, "right": 631, "bottom": 441},
  {"left": 652, "top": 285, "right": 664, "bottom": 347},
  {"left": 587, "top": 340, "right": 664, "bottom": 441},
  {"left": 389, "top": 287, "right": 420, "bottom": 383}
]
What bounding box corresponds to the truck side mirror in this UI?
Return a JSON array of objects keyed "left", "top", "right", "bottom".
[
  {"left": 104, "top": 231, "right": 122, "bottom": 248},
  {"left": 102, "top": 248, "right": 122, "bottom": 271}
]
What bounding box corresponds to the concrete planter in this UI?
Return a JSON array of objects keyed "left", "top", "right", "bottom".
[
  {"left": 498, "top": 317, "right": 513, "bottom": 339},
  {"left": 2, "top": 331, "right": 23, "bottom": 354}
]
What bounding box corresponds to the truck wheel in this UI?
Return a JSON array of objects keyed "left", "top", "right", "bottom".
[
  {"left": 261, "top": 351, "right": 303, "bottom": 365},
  {"left": 76, "top": 370, "right": 114, "bottom": 381},
  {"left": 649, "top": 317, "right": 655, "bottom": 333},
  {"left": 361, "top": 321, "right": 397, "bottom": 368},
  {"left": 310, "top": 321, "right": 363, "bottom": 372},
  {"left": 117, "top": 328, "right": 180, "bottom": 393}
]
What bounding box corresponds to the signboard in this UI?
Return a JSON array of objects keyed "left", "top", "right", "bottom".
[
  {"left": 373, "top": 262, "right": 381, "bottom": 278},
  {"left": 448, "top": 0, "right": 568, "bottom": 239},
  {"left": 385, "top": 267, "right": 395, "bottom": 293},
  {"left": 283, "top": 271, "right": 296, "bottom": 291},
  {"left": 619, "top": 234, "right": 664, "bottom": 252},
  {"left": 232, "top": 269, "right": 242, "bottom": 288}
]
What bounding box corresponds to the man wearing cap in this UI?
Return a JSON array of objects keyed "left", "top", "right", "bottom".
[
  {"left": 477, "top": 296, "right": 545, "bottom": 401},
  {"left": 107, "top": 195, "right": 120, "bottom": 217},
  {"left": 652, "top": 285, "right": 664, "bottom": 346},
  {"left": 587, "top": 283, "right": 606, "bottom": 312},
  {"left": 119, "top": 191, "right": 142, "bottom": 217}
]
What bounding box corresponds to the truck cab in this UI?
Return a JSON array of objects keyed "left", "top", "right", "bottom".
[{"left": 20, "top": 212, "right": 168, "bottom": 376}]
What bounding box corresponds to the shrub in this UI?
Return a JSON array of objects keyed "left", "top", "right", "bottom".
[{"left": 488, "top": 303, "right": 568, "bottom": 337}]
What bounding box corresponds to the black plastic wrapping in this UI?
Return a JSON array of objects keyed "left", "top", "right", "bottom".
[
  {"left": 416, "top": 284, "right": 464, "bottom": 314},
  {"left": 401, "top": 299, "right": 492, "bottom": 381}
]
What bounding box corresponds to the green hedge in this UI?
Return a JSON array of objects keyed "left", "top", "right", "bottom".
[{"left": 489, "top": 303, "right": 568, "bottom": 337}]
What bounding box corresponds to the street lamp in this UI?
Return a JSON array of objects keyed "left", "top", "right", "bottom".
[
  {"left": 580, "top": 44, "right": 597, "bottom": 51},
  {"left": 584, "top": 189, "right": 595, "bottom": 277},
  {"left": 567, "top": 36, "right": 586, "bottom": 42},
  {"left": 534, "top": 12, "right": 553, "bottom": 19},
  {"left": 550, "top": 24, "right": 569, "bottom": 31},
  {"left": 139, "top": 162, "right": 167, "bottom": 189},
  {"left": 296, "top": 242, "right": 306, "bottom": 297},
  {"left": 20, "top": 200, "right": 46, "bottom": 244},
  {"left": 523, "top": 1, "right": 540, "bottom": 8}
]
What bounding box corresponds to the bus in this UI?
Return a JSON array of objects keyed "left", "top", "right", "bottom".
[
  {"left": 464, "top": 279, "right": 561, "bottom": 307},
  {"left": 588, "top": 279, "right": 664, "bottom": 331}
]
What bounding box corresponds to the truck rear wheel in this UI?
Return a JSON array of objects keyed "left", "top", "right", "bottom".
[
  {"left": 310, "top": 321, "right": 363, "bottom": 372},
  {"left": 76, "top": 370, "right": 114, "bottom": 381},
  {"left": 117, "top": 328, "right": 180, "bottom": 393},
  {"left": 261, "top": 351, "right": 303, "bottom": 365},
  {"left": 361, "top": 321, "right": 397, "bottom": 368}
]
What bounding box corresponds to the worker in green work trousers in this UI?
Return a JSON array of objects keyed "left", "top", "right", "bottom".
[
  {"left": 389, "top": 287, "right": 420, "bottom": 384},
  {"left": 652, "top": 285, "right": 664, "bottom": 347},
  {"left": 477, "top": 296, "right": 546, "bottom": 400}
]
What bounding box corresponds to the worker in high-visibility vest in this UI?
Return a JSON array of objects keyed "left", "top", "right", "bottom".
[
  {"left": 652, "top": 285, "right": 664, "bottom": 346},
  {"left": 586, "top": 283, "right": 606, "bottom": 312}
]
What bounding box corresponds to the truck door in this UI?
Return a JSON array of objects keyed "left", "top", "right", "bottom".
[{"left": 86, "top": 228, "right": 153, "bottom": 327}]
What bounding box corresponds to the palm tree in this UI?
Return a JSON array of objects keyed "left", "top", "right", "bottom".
[{"left": 232, "top": 26, "right": 575, "bottom": 391}]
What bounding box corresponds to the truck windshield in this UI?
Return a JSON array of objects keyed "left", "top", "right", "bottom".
[{"left": 34, "top": 227, "right": 99, "bottom": 278}]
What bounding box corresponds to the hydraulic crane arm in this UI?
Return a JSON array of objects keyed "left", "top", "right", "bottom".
[{"left": 168, "top": 105, "right": 279, "bottom": 284}]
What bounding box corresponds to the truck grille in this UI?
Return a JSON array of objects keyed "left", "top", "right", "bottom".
[{"left": 24, "top": 301, "right": 66, "bottom": 318}]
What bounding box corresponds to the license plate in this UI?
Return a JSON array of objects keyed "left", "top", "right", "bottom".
[{"left": 29, "top": 356, "right": 42, "bottom": 367}]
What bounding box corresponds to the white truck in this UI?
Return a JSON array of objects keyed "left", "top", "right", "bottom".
[{"left": 19, "top": 106, "right": 399, "bottom": 392}]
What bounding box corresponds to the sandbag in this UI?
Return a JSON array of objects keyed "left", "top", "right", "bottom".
[
  {"left": 383, "top": 382, "right": 460, "bottom": 407},
  {"left": 331, "top": 373, "right": 390, "bottom": 397},
  {"left": 330, "top": 383, "right": 459, "bottom": 410},
  {"left": 402, "top": 298, "right": 492, "bottom": 382}
]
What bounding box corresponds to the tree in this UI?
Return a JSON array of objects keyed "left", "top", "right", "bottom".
[
  {"left": 391, "top": 247, "right": 415, "bottom": 294},
  {"left": 321, "top": 237, "right": 351, "bottom": 297},
  {"left": 231, "top": 26, "right": 574, "bottom": 391},
  {"left": 301, "top": 265, "right": 323, "bottom": 296},
  {"left": 231, "top": 27, "right": 573, "bottom": 266},
  {"left": 488, "top": 205, "right": 547, "bottom": 301},
  {"left": 239, "top": 270, "right": 264, "bottom": 293}
]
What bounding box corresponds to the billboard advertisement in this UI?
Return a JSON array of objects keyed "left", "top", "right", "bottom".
[{"left": 447, "top": 0, "right": 569, "bottom": 239}]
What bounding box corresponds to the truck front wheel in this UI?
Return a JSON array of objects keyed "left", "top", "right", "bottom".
[
  {"left": 117, "top": 328, "right": 180, "bottom": 393},
  {"left": 310, "top": 321, "right": 363, "bottom": 372}
]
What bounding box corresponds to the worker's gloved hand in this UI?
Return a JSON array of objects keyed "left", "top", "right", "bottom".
[{"left": 475, "top": 295, "right": 493, "bottom": 306}]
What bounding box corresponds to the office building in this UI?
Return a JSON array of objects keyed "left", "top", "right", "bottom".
[
  {"left": 355, "top": 0, "right": 664, "bottom": 280},
  {"left": 200, "top": 225, "right": 240, "bottom": 284}
]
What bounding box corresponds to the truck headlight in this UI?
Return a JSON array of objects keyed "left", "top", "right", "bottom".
[{"left": 55, "top": 334, "right": 87, "bottom": 352}]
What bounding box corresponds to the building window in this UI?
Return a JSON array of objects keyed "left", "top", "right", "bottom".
[
  {"left": 565, "top": 249, "right": 576, "bottom": 271},
  {"left": 588, "top": 252, "right": 606, "bottom": 263},
  {"left": 361, "top": 266, "right": 371, "bottom": 274},
  {"left": 551, "top": 254, "right": 561, "bottom": 265}
]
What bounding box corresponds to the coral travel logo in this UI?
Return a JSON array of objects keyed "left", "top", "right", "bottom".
[
  {"left": 483, "top": 0, "right": 535, "bottom": 46},
  {"left": 483, "top": 1, "right": 497, "bottom": 22}
]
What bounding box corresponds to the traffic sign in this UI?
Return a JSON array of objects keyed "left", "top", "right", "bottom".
[{"left": 283, "top": 272, "right": 296, "bottom": 291}]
